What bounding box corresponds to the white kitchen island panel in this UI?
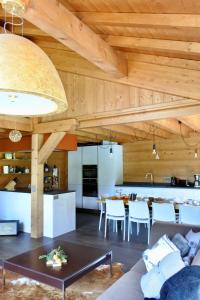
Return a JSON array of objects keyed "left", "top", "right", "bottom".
[
  {"left": 115, "top": 186, "right": 200, "bottom": 200},
  {"left": 0, "top": 191, "right": 76, "bottom": 237},
  {"left": 0, "top": 191, "right": 31, "bottom": 233}
]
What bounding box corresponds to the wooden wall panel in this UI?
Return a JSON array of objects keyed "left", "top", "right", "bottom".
[
  {"left": 124, "top": 137, "right": 200, "bottom": 183},
  {"left": 42, "top": 70, "right": 190, "bottom": 122},
  {"left": 47, "top": 151, "right": 68, "bottom": 190}
]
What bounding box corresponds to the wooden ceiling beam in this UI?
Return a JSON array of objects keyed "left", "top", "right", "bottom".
[
  {"left": 78, "top": 102, "right": 200, "bottom": 129},
  {"left": 105, "top": 36, "right": 200, "bottom": 59},
  {"left": 103, "top": 124, "right": 152, "bottom": 140},
  {"left": 71, "top": 130, "right": 100, "bottom": 142},
  {"left": 23, "top": 0, "right": 127, "bottom": 78},
  {"left": 38, "top": 132, "right": 66, "bottom": 164},
  {"left": 127, "top": 53, "right": 200, "bottom": 72},
  {"left": 33, "top": 119, "right": 77, "bottom": 134},
  {"left": 152, "top": 119, "right": 191, "bottom": 137},
  {"left": 80, "top": 127, "right": 126, "bottom": 143},
  {"left": 179, "top": 116, "right": 200, "bottom": 132},
  {"left": 127, "top": 122, "right": 174, "bottom": 139},
  {"left": 0, "top": 116, "right": 32, "bottom": 131},
  {"left": 78, "top": 12, "right": 200, "bottom": 28}
]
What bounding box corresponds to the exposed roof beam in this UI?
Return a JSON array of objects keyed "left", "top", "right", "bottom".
[
  {"left": 78, "top": 12, "right": 200, "bottom": 28},
  {"left": 127, "top": 53, "right": 200, "bottom": 72},
  {"left": 80, "top": 127, "right": 129, "bottom": 143},
  {"left": 103, "top": 124, "right": 152, "bottom": 140},
  {"left": 105, "top": 36, "right": 200, "bottom": 59},
  {"left": 153, "top": 119, "right": 191, "bottom": 137},
  {"left": 78, "top": 102, "right": 200, "bottom": 129},
  {"left": 38, "top": 132, "right": 66, "bottom": 164},
  {"left": 0, "top": 116, "right": 32, "bottom": 131},
  {"left": 33, "top": 119, "right": 77, "bottom": 133},
  {"left": 71, "top": 130, "right": 102, "bottom": 142},
  {"left": 179, "top": 116, "right": 200, "bottom": 132},
  {"left": 127, "top": 122, "right": 174, "bottom": 139},
  {"left": 23, "top": 0, "right": 127, "bottom": 78}
]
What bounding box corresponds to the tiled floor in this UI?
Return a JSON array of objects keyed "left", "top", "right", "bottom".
[{"left": 0, "top": 211, "right": 148, "bottom": 272}]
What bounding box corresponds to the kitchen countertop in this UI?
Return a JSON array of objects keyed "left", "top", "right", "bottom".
[
  {"left": 0, "top": 188, "right": 75, "bottom": 195},
  {"left": 115, "top": 182, "right": 197, "bottom": 189}
]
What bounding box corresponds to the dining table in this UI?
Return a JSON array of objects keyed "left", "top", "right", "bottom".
[{"left": 97, "top": 195, "right": 200, "bottom": 210}]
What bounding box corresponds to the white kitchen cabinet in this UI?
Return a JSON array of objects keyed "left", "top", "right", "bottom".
[
  {"left": 98, "top": 145, "right": 123, "bottom": 186},
  {"left": 68, "top": 147, "right": 82, "bottom": 185},
  {"left": 82, "top": 146, "right": 98, "bottom": 165},
  {"left": 68, "top": 144, "right": 123, "bottom": 209},
  {"left": 83, "top": 196, "right": 98, "bottom": 210},
  {"left": 68, "top": 184, "right": 82, "bottom": 208}
]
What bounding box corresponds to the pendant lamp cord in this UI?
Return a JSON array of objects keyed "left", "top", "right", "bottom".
[{"left": 3, "top": 6, "right": 24, "bottom": 35}]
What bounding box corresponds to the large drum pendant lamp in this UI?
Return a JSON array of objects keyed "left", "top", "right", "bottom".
[{"left": 0, "top": 33, "right": 68, "bottom": 116}]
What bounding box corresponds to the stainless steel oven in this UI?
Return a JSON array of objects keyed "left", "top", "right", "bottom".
[{"left": 82, "top": 165, "right": 98, "bottom": 197}]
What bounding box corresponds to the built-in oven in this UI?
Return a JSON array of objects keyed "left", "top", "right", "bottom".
[
  {"left": 82, "top": 165, "right": 98, "bottom": 197},
  {"left": 82, "top": 165, "right": 97, "bottom": 179},
  {"left": 82, "top": 178, "right": 98, "bottom": 197}
]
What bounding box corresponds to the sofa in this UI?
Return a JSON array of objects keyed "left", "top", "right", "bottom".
[{"left": 97, "top": 222, "right": 200, "bottom": 300}]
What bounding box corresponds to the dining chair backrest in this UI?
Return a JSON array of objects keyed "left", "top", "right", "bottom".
[
  {"left": 129, "top": 201, "right": 149, "bottom": 219},
  {"left": 106, "top": 200, "right": 125, "bottom": 217},
  {"left": 152, "top": 202, "right": 176, "bottom": 223},
  {"left": 179, "top": 205, "right": 200, "bottom": 226}
]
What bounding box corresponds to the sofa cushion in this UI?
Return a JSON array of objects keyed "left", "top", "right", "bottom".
[
  {"left": 96, "top": 269, "right": 144, "bottom": 300},
  {"left": 131, "top": 259, "right": 146, "bottom": 274},
  {"left": 171, "top": 233, "right": 190, "bottom": 257},
  {"left": 143, "top": 234, "right": 178, "bottom": 271},
  {"left": 141, "top": 251, "right": 185, "bottom": 299},
  {"left": 192, "top": 249, "right": 200, "bottom": 266}
]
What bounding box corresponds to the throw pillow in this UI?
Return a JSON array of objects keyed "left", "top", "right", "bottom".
[
  {"left": 141, "top": 251, "right": 184, "bottom": 299},
  {"left": 172, "top": 233, "right": 190, "bottom": 257},
  {"left": 185, "top": 230, "right": 200, "bottom": 246},
  {"left": 192, "top": 249, "right": 200, "bottom": 266},
  {"left": 143, "top": 234, "right": 179, "bottom": 271},
  {"left": 185, "top": 230, "right": 200, "bottom": 262}
]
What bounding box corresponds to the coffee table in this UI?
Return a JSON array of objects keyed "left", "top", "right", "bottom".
[{"left": 2, "top": 240, "right": 112, "bottom": 299}]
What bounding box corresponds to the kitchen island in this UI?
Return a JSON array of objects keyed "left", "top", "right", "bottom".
[
  {"left": 0, "top": 189, "right": 76, "bottom": 238},
  {"left": 115, "top": 182, "right": 200, "bottom": 200}
]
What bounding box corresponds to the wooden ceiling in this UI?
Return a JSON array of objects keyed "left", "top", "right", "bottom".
[{"left": 1, "top": 0, "right": 200, "bottom": 144}]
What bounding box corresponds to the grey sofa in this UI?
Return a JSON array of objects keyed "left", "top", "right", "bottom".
[{"left": 97, "top": 222, "right": 200, "bottom": 300}]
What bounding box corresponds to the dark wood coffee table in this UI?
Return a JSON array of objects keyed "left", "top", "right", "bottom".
[{"left": 2, "top": 240, "right": 112, "bottom": 299}]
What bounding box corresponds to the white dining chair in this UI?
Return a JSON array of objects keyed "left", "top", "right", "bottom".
[
  {"left": 128, "top": 201, "right": 150, "bottom": 244},
  {"left": 179, "top": 205, "right": 200, "bottom": 226},
  {"left": 152, "top": 203, "right": 176, "bottom": 223},
  {"left": 98, "top": 194, "right": 109, "bottom": 231},
  {"left": 104, "top": 200, "right": 126, "bottom": 240}
]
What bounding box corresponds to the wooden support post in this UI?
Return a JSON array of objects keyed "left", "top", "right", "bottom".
[{"left": 31, "top": 134, "right": 44, "bottom": 238}]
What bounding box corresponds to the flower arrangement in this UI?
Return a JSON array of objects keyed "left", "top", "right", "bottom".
[{"left": 39, "top": 246, "right": 68, "bottom": 268}]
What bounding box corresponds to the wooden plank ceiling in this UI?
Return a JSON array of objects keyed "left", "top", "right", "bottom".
[{"left": 1, "top": 0, "right": 200, "bottom": 144}]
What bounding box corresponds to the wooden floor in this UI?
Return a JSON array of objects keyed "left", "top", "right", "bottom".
[{"left": 0, "top": 211, "right": 147, "bottom": 272}]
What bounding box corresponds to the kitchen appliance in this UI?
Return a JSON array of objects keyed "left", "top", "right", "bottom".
[
  {"left": 82, "top": 165, "right": 97, "bottom": 179},
  {"left": 171, "top": 176, "right": 177, "bottom": 186},
  {"left": 82, "top": 165, "right": 98, "bottom": 197},
  {"left": 194, "top": 174, "right": 200, "bottom": 188}
]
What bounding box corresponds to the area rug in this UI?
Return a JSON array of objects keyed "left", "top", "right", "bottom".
[{"left": 0, "top": 263, "right": 124, "bottom": 300}]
